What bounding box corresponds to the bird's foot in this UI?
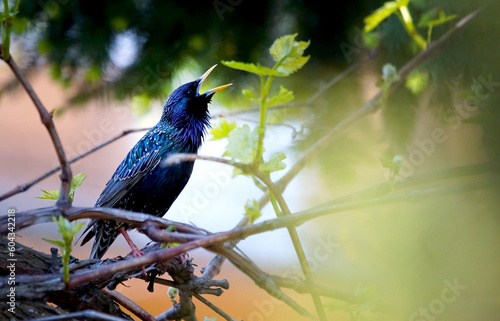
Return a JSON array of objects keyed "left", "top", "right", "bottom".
[
  {"left": 130, "top": 248, "right": 147, "bottom": 276},
  {"left": 120, "top": 227, "right": 147, "bottom": 276}
]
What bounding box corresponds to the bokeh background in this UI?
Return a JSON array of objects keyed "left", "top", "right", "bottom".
[{"left": 1, "top": 0, "right": 499, "bottom": 320}]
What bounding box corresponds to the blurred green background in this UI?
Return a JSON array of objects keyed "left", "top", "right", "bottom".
[{"left": 1, "top": 0, "right": 499, "bottom": 320}]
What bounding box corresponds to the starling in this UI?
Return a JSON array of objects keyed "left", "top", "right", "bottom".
[{"left": 80, "top": 65, "right": 231, "bottom": 260}]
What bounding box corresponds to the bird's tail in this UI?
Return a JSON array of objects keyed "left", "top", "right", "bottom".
[
  {"left": 89, "top": 221, "right": 121, "bottom": 260},
  {"left": 78, "top": 219, "right": 120, "bottom": 260}
]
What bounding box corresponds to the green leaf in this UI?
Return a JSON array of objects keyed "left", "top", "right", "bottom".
[
  {"left": 398, "top": 5, "right": 427, "bottom": 49},
  {"left": 259, "top": 152, "right": 287, "bottom": 173},
  {"left": 276, "top": 56, "right": 310, "bottom": 76},
  {"left": 267, "top": 86, "right": 294, "bottom": 107},
  {"left": 221, "top": 60, "right": 285, "bottom": 76},
  {"left": 269, "top": 33, "right": 309, "bottom": 62},
  {"left": 161, "top": 225, "right": 180, "bottom": 248},
  {"left": 51, "top": 216, "right": 85, "bottom": 238},
  {"left": 210, "top": 118, "right": 237, "bottom": 140},
  {"left": 364, "top": 0, "right": 410, "bottom": 33},
  {"left": 42, "top": 237, "right": 65, "bottom": 248},
  {"left": 405, "top": 70, "right": 429, "bottom": 95},
  {"left": 242, "top": 88, "right": 260, "bottom": 103},
  {"left": 420, "top": 10, "right": 457, "bottom": 28},
  {"left": 68, "top": 172, "right": 87, "bottom": 203},
  {"left": 37, "top": 173, "right": 87, "bottom": 203},
  {"left": 37, "top": 189, "right": 60, "bottom": 201},
  {"left": 71, "top": 173, "right": 87, "bottom": 193},
  {"left": 363, "top": 31, "right": 380, "bottom": 50},
  {"left": 168, "top": 287, "right": 179, "bottom": 300},
  {"left": 380, "top": 155, "right": 403, "bottom": 180},
  {"left": 43, "top": 216, "right": 83, "bottom": 283},
  {"left": 244, "top": 199, "right": 261, "bottom": 222},
  {"left": 223, "top": 125, "right": 260, "bottom": 164},
  {"left": 269, "top": 33, "right": 310, "bottom": 76}
]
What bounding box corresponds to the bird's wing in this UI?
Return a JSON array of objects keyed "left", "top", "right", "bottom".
[{"left": 95, "top": 130, "right": 165, "bottom": 208}]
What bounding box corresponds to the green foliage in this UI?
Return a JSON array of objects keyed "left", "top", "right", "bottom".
[
  {"left": 223, "top": 124, "right": 259, "bottom": 164},
  {"left": 221, "top": 33, "right": 308, "bottom": 223},
  {"left": 267, "top": 86, "right": 295, "bottom": 107},
  {"left": 418, "top": 10, "right": 456, "bottom": 43},
  {"left": 0, "top": 0, "right": 21, "bottom": 61},
  {"left": 161, "top": 225, "right": 180, "bottom": 249},
  {"left": 405, "top": 70, "right": 429, "bottom": 95},
  {"left": 222, "top": 33, "right": 310, "bottom": 78},
  {"left": 364, "top": 0, "right": 410, "bottom": 33},
  {"left": 43, "top": 216, "right": 85, "bottom": 283},
  {"left": 362, "top": 31, "right": 380, "bottom": 50},
  {"left": 364, "top": 0, "right": 457, "bottom": 51},
  {"left": 210, "top": 118, "right": 237, "bottom": 140},
  {"left": 168, "top": 287, "right": 179, "bottom": 303},
  {"left": 380, "top": 155, "right": 404, "bottom": 180},
  {"left": 269, "top": 33, "right": 310, "bottom": 76},
  {"left": 244, "top": 198, "right": 261, "bottom": 222},
  {"left": 220, "top": 61, "right": 285, "bottom": 77},
  {"left": 259, "top": 152, "right": 287, "bottom": 173},
  {"left": 37, "top": 172, "right": 87, "bottom": 203},
  {"left": 221, "top": 34, "right": 308, "bottom": 169},
  {"left": 364, "top": 0, "right": 426, "bottom": 50}
]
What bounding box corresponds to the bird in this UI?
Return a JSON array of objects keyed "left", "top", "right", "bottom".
[{"left": 80, "top": 65, "right": 231, "bottom": 260}]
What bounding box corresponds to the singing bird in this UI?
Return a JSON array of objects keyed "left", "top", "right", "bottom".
[{"left": 80, "top": 65, "right": 231, "bottom": 259}]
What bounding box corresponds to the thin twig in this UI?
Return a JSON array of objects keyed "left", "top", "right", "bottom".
[
  {"left": 4, "top": 57, "right": 73, "bottom": 209},
  {"left": 253, "top": 171, "right": 327, "bottom": 321},
  {"left": 101, "top": 288, "right": 157, "bottom": 321},
  {"left": 209, "top": 245, "right": 315, "bottom": 318},
  {"left": 27, "top": 310, "right": 129, "bottom": 321},
  {"left": 0, "top": 127, "right": 150, "bottom": 202},
  {"left": 193, "top": 293, "right": 238, "bottom": 321}
]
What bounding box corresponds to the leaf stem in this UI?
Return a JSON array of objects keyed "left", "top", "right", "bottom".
[
  {"left": 254, "top": 74, "right": 275, "bottom": 168},
  {"left": 2, "top": 0, "right": 11, "bottom": 61}
]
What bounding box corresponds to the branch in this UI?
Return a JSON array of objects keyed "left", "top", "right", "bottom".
[
  {"left": 209, "top": 245, "right": 315, "bottom": 318},
  {"left": 101, "top": 288, "right": 157, "bottom": 321},
  {"left": 3, "top": 57, "right": 73, "bottom": 209},
  {"left": 0, "top": 205, "right": 205, "bottom": 235},
  {"left": 193, "top": 293, "right": 238, "bottom": 321},
  {"left": 28, "top": 311, "right": 130, "bottom": 321},
  {"left": 251, "top": 172, "right": 327, "bottom": 320}
]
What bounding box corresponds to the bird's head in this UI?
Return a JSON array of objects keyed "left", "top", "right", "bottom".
[{"left": 162, "top": 65, "right": 231, "bottom": 130}]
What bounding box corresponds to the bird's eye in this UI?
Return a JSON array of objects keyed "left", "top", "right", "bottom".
[{"left": 187, "top": 90, "right": 194, "bottom": 96}]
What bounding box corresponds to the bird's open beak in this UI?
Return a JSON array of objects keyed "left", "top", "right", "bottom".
[{"left": 198, "top": 64, "right": 232, "bottom": 96}]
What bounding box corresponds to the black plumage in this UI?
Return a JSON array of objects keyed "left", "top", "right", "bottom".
[{"left": 80, "top": 65, "right": 231, "bottom": 259}]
